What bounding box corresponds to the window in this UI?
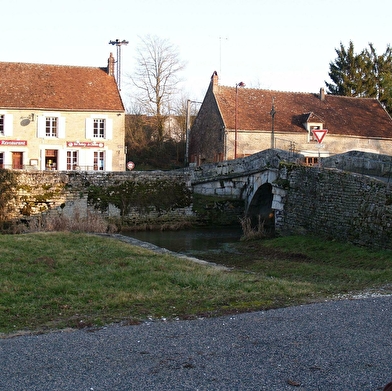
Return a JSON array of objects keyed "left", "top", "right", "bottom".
[
  {"left": 93, "top": 119, "right": 105, "bottom": 138},
  {"left": 46, "top": 117, "right": 57, "bottom": 137},
  {"left": 309, "top": 125, "right": 322, "bottom": 142},
  {"left": 305, "top": 157, "right": 318, "bottom": 166},
  {"left": 67, "top": 151, "right": 78, "bottom": 170},
  {"left": 45, "top": 149, "right": 58, "bottom": 170},
  {"left": 86, "top": 117, "right": 112, "bottom": 140},
  {"left": 94, "top": 151, "right": 105, "bottom": 170},
  {"left": 37, "top": 115, "right": 64, "bottom": 138},
  {"left": 0, "top": 152, "right": 3, "bottom": 168},
  {"left": 0, "top": 115, "right": 4, "bottom": 136}
]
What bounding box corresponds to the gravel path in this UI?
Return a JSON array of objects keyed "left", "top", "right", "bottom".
[{"left": 1, "top": 295, "right": 391, "bottom": 391}]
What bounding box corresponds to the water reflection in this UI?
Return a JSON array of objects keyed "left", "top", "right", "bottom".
[{"left": 121, "top": 226, "right": 243, "bottom": 256}]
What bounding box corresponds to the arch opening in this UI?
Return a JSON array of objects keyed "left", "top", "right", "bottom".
[{"left": 246, "top": 183, "right": 274, "bottom": 231}]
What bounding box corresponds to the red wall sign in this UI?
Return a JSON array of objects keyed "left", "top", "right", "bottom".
[
  {"left": 66, "top": 141, "right": 104, "bottom": 148},
  {"left": 0, "top": 140, "right": 28, "bottom": 146}
]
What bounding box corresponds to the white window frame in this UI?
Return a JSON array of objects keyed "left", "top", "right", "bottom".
[
  {"left": 66, "top": 150, "right": 79, "bottom": 170},
  {"left": 0, "top": 113, "right": 13, "bottom": 136},
  {"left": 86, "top": 116, "right": 113, "bottom": 140},
  {"left": 37, "top": 114, "right": 65, "bottom": 139},
  {"left": 307, "top": 123, "right": 324, "bottom": 143},
  {"left": 93, "top": 151, "right": 105, "bottom": 171}
]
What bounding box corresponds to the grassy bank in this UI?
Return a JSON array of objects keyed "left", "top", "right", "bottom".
[{"left": 1, "top": 232, "right": 391, "bottom": 336}]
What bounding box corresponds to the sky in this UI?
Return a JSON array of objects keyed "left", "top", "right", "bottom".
[{"left": 1, "top": 0, "right": 391, "bottom": 107}]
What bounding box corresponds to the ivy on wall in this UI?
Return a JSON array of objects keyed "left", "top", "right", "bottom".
[{"left": 87, "top": 179, "right": 192, "bottom": 216}]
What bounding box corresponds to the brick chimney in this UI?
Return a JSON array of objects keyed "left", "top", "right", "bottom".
[
  {"left": 320, "top": 87, "right": 325, "bottom": 101},
  {"left": 211, "top": 71, "right": 219, "bottom": 92},
  {"left": 107, "top": 52, "right": 115, "bottom": 77}
]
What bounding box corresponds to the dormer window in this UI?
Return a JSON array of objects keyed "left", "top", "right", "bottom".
[
  {"left": 309, "top": 125, "right": 323, "bottom": 142},
  {"left": 302, "top": 112, "right": 325, "bottom": 143}
]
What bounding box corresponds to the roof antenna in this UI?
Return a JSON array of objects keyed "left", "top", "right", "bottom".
[{"left": 109, "top": 39, "right": 129, "bottom": 91}]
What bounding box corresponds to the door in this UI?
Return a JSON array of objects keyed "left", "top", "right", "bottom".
[
  {"left": 45, "top": 149, "right": 58, "bottom": 170},
  {"left": 12, "top": 152, "right": 23, "bottom": 169}
]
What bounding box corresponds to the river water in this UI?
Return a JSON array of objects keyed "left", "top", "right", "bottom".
[{"left": 121, "top": 226, "right": 243, "bottom": 258}]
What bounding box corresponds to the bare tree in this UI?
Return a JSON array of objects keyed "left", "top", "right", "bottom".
[{"left": 131, "top": 35, "right": 186, "bottom": 143}]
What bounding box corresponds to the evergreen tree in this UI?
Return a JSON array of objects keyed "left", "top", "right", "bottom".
[
  {"left": 325, "top": 41, "right": 363, "bottom": 96},
  {"left": 363, "top": 43, "right": 392, "bottom": 114},
  {"left": 326, "top": 41, "right": 392, "bottom": 115}
]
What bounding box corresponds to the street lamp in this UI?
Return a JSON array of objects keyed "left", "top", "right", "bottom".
[
  {"left": 270, "top": 97, "right": 276, "bottom": 149},
  {"left": 235, "top": 81, "right": 245, "bottom": 159},
  {"left": 109, "top": 39, "right": 129, "bottom": 90},
  {"left": 185, "top": 99, "right": 202, "bottom": 165}
]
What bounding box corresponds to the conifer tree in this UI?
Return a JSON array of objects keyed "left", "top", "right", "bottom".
[{"left": 326, "top": 41, "right": 392, "bottom": 115}]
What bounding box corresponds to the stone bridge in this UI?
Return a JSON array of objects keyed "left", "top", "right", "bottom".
[
  {"left": 189, "top": 149, "right": 301, "bottom": 226},
  {"left": 5, "top": 149, "right": 392, "bottom": 249},
  {"left": 189, "top": 149, "right": 392, "bottom": 249}
]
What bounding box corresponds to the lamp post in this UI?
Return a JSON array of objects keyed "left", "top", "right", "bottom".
[
  {"left": 109, "top": 39, "right": 129, "bottom": 90},
  {"left": 270, "top": 97, "right": 276, "bottom": 149},
  {"left": 234, "top": 81, "right": 245, "bottom": 159},
  {"left": 185, "top": 99, "right": 202, "bottom": 165}
]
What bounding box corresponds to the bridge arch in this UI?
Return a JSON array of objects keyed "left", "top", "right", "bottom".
[
  {"left": 246, "top": 182, "right": 274, "bottom": 228},
  {"left": 243, "top": 169, "right": 279, "bottom": 230}
]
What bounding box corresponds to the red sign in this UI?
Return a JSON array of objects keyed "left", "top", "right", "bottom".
[
  {"left": 127, "top": 161, "right": 135, "bottom": 170},
  {"left": 312, "top": 129, "right": 328, "bottom": 144},
  {"left": 67, "top": 141, "right": 104, "bottom": 148},
  {"left": 0, "top": 140, "right": 27, "bottom": 146}
]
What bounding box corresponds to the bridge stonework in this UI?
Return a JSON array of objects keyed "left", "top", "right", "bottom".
[
  {"left": 190, "top": 149, "right": 392, "bottom": 250},
  {"left": 3, "top": 149, "right": 392, "bottom": 249}
]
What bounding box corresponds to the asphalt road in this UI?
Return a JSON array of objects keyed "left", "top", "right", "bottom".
[{"left": 1, "top": 295, "right": 391, "bottom": 391}]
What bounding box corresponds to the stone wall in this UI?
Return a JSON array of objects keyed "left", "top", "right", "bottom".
[
  {"left": 5, "top": 170, "right": 196, "bottom": 228},
  {"left": 281, "top": 166, "right": 392, "bottom": 249},
  {"left": 322, "top": 150, "right": 392, "bottom": 179}
]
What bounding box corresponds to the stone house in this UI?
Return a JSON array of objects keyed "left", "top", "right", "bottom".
[
  {"left": 188, "top": 72, "right": 392, "bottom": 165},
  {"left": 0, "top": 54, "right": 126, "bottom": 171}
]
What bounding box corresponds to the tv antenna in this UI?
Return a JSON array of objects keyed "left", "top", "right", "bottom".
[{"left": 109, "top": 39, "right": 129, "bottom": 90}]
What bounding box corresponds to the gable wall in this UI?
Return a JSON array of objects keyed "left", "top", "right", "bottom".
[{"left": 189, "top": 87, "right": 225, "bottom": 163}]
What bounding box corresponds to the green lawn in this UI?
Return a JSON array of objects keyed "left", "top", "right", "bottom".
[{"left": 1, "top": 232, "right": 391, "bottom": 335}]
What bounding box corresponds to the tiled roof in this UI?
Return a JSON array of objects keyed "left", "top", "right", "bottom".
[
  {"left": 215, "top": 86, "right": 392, "bottom": 138},
  {"left": 0, "top": 61, "right": 124, "bottom": 112}
]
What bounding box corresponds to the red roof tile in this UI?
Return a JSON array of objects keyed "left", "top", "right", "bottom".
[
  {"left": 215, "top": 86, "right": 392, "bottom": 138},
  {"left": 0, "top": 61, "right": 124, "bottom": 112}
]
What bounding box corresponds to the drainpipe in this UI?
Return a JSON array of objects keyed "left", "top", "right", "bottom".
[{"left": 270, "top": 98, "right": 276, "bottom": 149}]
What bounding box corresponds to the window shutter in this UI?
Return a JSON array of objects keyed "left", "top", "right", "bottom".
[
  {"left": 37, "top": 116, "right": 46, "bottom": 138},
  {"left": 85, "top": 118, "right": 93, "bottom": 139},
  {"left": 58, "top": 117, "right": 66, "bottom": 138},
  {"left": 86, "top": 149, "right": 94, "bottom": 170},
  {"left": 105, "top": 150, "right": 112, "bottom": 171},
  {"left": 106, "top": 119, "right": 113, "bottom": 140},
  {"left": 3, "top": 114, "right": 13, "bottom": 136},
  {"left": 57, "top": 149, "right": 66, "bottom": 170}
]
